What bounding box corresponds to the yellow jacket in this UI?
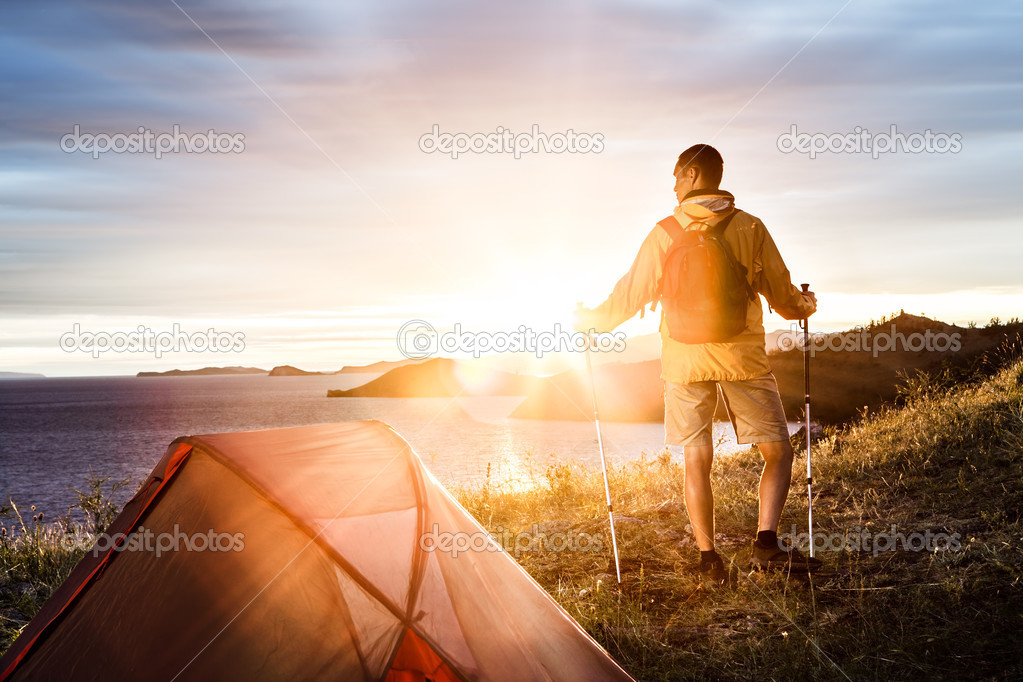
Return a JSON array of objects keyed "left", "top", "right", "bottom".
[{"left": 590, "top": 195, "right": 814, "bottom": 383}]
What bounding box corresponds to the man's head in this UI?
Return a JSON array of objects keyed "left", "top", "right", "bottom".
[{"left": 673, "top": 144, "right": 723, "bottom": 202}]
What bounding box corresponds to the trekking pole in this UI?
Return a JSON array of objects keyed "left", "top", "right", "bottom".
[
  {"left": 799, "top": 283, "right": 814, "bottom": 558},
  {"left": 578, "top": 304, "right": 622, "bottom": 583}
]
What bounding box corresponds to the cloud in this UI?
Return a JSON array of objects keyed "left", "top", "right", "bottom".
[{"left": 1, "top": 0, "right": 1022, "bottom": 371}]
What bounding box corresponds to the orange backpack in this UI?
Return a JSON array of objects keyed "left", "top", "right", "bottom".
[{"left": 658, "top": 211, "right": 756, "bottom": 344}]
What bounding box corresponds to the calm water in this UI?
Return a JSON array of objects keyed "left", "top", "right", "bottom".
[{"left": 0, "top": 375, "right": 787, "bottom": 522}]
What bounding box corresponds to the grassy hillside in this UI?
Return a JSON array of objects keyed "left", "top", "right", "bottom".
[
  {"left": 3, "top": 350, "right": 1022, "bottom": 679},
  {"left": 458, "top": 351, "right": 1023, "bottom": 679},
  {"left": 771, "top": 314, "right": 1023, "bottom": 423}
]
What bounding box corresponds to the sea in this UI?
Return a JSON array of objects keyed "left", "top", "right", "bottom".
[{"left": 0, "top": 374, "right": 796, "bottom": 523}]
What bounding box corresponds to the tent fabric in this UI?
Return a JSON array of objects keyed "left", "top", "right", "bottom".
[
  {"left": 386, "top": 629, "right": 460, "bottom": 682},
  {"left": 0, "top": 441, "right": 193, "bottom": 680},
  {"left": 1, "top": 421, "right": 635, "bottom": 681}
]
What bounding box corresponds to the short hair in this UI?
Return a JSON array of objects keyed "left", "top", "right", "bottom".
[{"left": 674, "top": 144, "right": 723, "bottom": 188}]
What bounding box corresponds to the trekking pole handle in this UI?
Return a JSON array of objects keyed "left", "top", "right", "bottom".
[{"left": 799, "top": 283, "right": 810, "bottom": 331}]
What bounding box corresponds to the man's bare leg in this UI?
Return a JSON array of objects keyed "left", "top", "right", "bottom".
[
  {"left": 755, "top": 439, "right": 794, "bottom": 533},
  {"left": 751, "top": 438, "right": 821, "bottom": 570},
  {"left": 682, "top": 444, "right": 715, "bottom": 551}
]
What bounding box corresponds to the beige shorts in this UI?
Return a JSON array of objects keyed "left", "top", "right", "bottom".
[{"left": 664, "top": 373, "right": 790, "bottom": 447}]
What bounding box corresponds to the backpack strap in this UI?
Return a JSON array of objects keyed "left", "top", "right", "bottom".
[
  {"left": 653, "top": 216, "right": 685, "bottom": 310},
  {"left": 706, "top": 209, "right": 738, "bottom": 237},
  {"left": 711, "top": 211, "right": 758, "bottom": 302},
  {"left": 657, "top": 215, "right": 686, "bottom": 242},
  {"left": 658, "top": 209, "right": 738, "bottom": 242}
]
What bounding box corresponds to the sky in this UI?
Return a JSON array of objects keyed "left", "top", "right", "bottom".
[{"left": 2, "top": 0, "right": 1022, "bottom": 376}]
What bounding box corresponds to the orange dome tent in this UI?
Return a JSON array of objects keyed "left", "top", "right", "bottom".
[{"left": 1, "top": 422, "right": 634, "bottom": 681}]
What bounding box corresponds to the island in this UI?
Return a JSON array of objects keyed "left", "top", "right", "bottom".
[
  {"left": 327, "top": 357, "right": 541, "bottom": 397},
  {"left": 137, "top": 366, "right": 267, "bottom": 377}
]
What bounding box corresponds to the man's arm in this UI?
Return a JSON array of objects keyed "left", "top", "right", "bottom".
[
  {"left": 753, "top": 226, "right": 816, "bottom": 320},
  {"left": 578, "top": 225, "right": 668, "bottom": 332}
]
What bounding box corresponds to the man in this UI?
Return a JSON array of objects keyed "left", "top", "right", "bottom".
[{"left": 575, "top": 144, "right": 820, "bottom": 584}]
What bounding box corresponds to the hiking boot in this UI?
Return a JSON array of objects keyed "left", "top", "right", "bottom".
[
  {"left": 698, "top": 557, "right": 729, "bottom": 587},
  {"left": 749, "top": 542, "right": 822, "bottom": 573}
]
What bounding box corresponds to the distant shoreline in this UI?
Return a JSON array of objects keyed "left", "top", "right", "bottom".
[
  {"left": 137, "top": 366, "right": 268, "bottom": 377},
  {"left": 0, "top": 371, "right": 46, "bottom": 379}
]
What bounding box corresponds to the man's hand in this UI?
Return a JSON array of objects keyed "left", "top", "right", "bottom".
[
  {"left": 802, "top": 289, "right": 818, "bottom": 316},
  {"left": 573, "top": 306, "right": 599, "bottom": 334}
]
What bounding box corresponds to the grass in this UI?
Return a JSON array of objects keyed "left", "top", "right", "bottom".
[
  {"left": 3, "top": 357, "right": 1022, "bottom": 679},
  {"left": 453, "top": 354, "right": 1023, "bottom": 680},
  {"left": 0, "top": 472, "right": 130, "bottom": 651}
]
